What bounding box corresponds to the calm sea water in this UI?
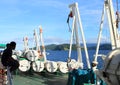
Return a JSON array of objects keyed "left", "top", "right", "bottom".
[{"left": 46, "top": 50, "right": 110, "bottom": 69}]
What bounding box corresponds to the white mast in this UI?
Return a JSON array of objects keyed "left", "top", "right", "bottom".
[
  {"left": 23, "top": 36, "right": 29, "bottom": 51},
  {"left": 105, "top": 0, "right": 119, "bottom": 49},
  {"left": 33, "top": 29, "right": 40, "bottom": 51},
  {"left": 93, "top": 1, "right": 120, "bottom": 84},
  {"left": 93, "top": 0, "right": 120, "bottom": 66},
  {"left": 68, "top": 16, "right": 75, "bottom": 60},
  {"left": 39, "top": 26, "right": 47, "bottom": 62},
  {"left": 93, "top": 3, "right": 106, "bottom": 66},
  {"left": 69, "top": 3, "right": 91, "bottom": 69}
]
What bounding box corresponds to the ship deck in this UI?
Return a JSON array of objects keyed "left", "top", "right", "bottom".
[{"left": 13, "top": 72, "right": 68, "bottom": 85}]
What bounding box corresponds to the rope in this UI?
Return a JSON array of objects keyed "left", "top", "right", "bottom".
[
  {"left": 67, "top": 11, "right": 73, "bottom": 32},
  {"left": 67, "top": 19, "right": 72, "bottom": 32},
  {"left": 67, "top": 12, "right": 76, "bottom": 43}
]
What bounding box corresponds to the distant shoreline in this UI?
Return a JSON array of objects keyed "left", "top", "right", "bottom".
[{"left": 31, "top": 43, "right": 112, "bottom": 51}]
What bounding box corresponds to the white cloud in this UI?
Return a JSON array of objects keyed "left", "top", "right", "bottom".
[{"left": 44, "top": 37, "right": 69, "bottom": 45}]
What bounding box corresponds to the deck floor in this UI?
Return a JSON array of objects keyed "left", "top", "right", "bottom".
[{"left": 13, "top": 72, "right": 68, "bottom": 85}]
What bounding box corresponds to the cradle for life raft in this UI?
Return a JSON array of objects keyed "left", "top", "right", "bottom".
[
  {"left": 66, "top": 2, "right": 98, "bottom": 85},
  {"left": 92, "top": 0, "right": 120, "bottom": 85},
  {"left": 67, "top": 0, "right": 120, "bottom": 84},
  {"left": 15, "top": 27, "right": 69, "bottom": 74}
]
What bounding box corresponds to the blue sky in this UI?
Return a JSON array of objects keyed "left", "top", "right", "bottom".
[{"left": 0, "top": 0, "right": 119, "bottom": 50}]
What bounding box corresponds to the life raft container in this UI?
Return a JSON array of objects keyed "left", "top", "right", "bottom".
[
  {"left": 32, "top": 60, "right": 44, "bottom": 72},
  {"left": 100, "top": 48, "right": 120, "bottom": 85},
  {"left": 57, "top": 61, "right": 68, "bottom": 73},
  {"left": 23, "top": 50, "right": 39, "bottom": 62},
  {"left": 19, "top": 58, "right": 30, "bottom": 72},
  {"left": 45, "top": 61, "right": 58, "bottom": 73}
]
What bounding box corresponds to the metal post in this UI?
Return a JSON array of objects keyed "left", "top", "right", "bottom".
[
  {"left": 39, "top": 26, "right": 47, "bottom": 62},
  {"left": 69, "top": 3, "right": 83, "bottom": 69},
  {"left": 76, "top": 3, "right": 91, "bottom": 69},
  {"left": 68, "top": 16, "right": 75, "bottom": 59},
  {"left": 105, "top": 0, "right": 118, "bottom": 49},
  {"left": 23, "top": 36, "right": 29, "bottom": 51},
  {"left": 69, "top": 2, "right": 91, "bottom": 69},
  {"left": 33, "top": 29, "right": 40, "bottom": 51},
  {"left": 7, "top": 66, "right": 13, "bottom": 85},
  {"left": 93, "top": 4, "right": 105, "bottom": 67}
]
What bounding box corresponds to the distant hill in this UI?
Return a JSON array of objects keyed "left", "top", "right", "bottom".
[
  {"left": 45, "top": 44, "right": 73, "bottom": 50},
  {"left": 44, "top": 43, "right": 112, "bottom": 50},
  {"left": 99, "top": 43, "right": 112, "bottom": 50},
  {"left": 87, "top": 43, "right": 112, "bottom": 50}
]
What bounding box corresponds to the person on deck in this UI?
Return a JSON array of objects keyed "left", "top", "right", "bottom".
[{"left": 1, "top": 41, "right": 19, "bottom": 72}]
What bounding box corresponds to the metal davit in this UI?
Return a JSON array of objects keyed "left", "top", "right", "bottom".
[
  {"left": 92, "top": 0, "right": 120, "bottom": 85},
  {"left": 67, "top": 2, "right": 96, "bottom": 85}
]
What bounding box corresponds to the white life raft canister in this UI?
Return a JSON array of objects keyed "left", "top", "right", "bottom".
[
  {"left": 19, "top": 58, "right": 30, "bottom": 72},
  {"left": 45, "top": 61, "right": 58, "bottom": 73},
  {"left": 32, "top": 60, "right": 44, "bottom": 72},
  {"left": 23, "top": 50, "right": 39, "bottom": 62},
  {"left": 57, "top": 61, "right": 68, "bottom": 73},
  {"left": 102, "top": 48, "right": 120, "bottom": 85}
]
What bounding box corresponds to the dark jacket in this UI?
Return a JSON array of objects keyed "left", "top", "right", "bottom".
[{"left": 1, "top": 48, "right": 14, "bottom": 66}]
